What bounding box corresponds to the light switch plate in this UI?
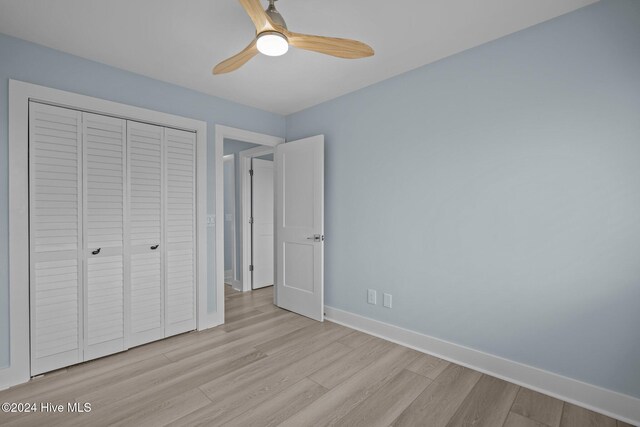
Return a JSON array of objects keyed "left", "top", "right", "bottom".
[
  {"left": 383, "top": 293, "right": 392, "bottom": 308},
  {"left": 367, "top": 289, "right": 377, "bottom": 305}
]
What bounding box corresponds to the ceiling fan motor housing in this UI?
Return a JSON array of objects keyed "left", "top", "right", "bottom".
[{"left": 266, "top": 0, "right": 287, "bottom": 29}]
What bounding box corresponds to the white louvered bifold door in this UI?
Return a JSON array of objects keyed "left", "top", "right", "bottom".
[
  {"left": 29, "top": 102, "right": 83, "bottom": 375},
  {"left": 127, "top": 121, "right": 164, "bottom": 347},
  {"left": 83, "top": 112, "right": 127, "bottom": 360},
  {"left": 164, "top": 128, "right": 197, "bottom": 336}
]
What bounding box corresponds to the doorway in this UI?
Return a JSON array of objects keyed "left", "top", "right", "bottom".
[
  {"left": 242, "top": 148, "right": 275, "bottom": 290},
  {"left": 222, "top": 138, "right": 278, "bottom": 294},
  {"left": 223, "top": 139, "right": 262, "bottom": 292},
  {"left": 215, "top": 125, "right": 325, "bottom": 324}
]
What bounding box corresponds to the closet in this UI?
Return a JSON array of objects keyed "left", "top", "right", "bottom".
[{"left": 29, "top": 101, "right": 197, "bottom": 375}]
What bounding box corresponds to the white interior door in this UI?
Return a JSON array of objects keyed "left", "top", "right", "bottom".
[
  {"left": 83, "top": 112, "right": 126, "bottom": 361},
  {"left": 275, "top": 135, "right": 324, "bottom": 321},
  {"left": 164, "top": 128, "right": 197, "bottom": 336},
  {"left": 252, "top": 158, "right": 274, "bottom": 289},
  {"left": 127, "top": 121, "right": 164, "bottom": 347},
  {"left": 29, "top": 102, "right": 83, "bottom": 375}
]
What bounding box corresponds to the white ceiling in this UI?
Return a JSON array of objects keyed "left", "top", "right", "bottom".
[{"left": 0, "top": 0, "right": 597, "bottom": 115}]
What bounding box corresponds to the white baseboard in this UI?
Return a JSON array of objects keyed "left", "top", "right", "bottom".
[
  {"left": 224, "top": 270, "right": 233, "bottom": 281},
  {"left": 231, "top": 280, "right": 242, "bottom": 292},
  {"left": 0, "top": 365, "right": 30, "bottom": 392},
  {"left": 324, "top": 306, "right": 640, "bottom": 426}
]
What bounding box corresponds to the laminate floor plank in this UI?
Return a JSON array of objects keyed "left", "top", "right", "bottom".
[
  {"left": 309, "top": 336, "right": 395, "bottom": 389},
  {"left": 334, "top": 369, "right": 431, "bottom": 427},
  {"left": 224, "top": 308, "right": 264, "bottom": 323},
  {"left": 406, "top": 352, "right": 450, "bottom": 380},
  {"left": 277, "top": 346, "right": 419, "bottom": 427},
  {"left": 391, "top": 364, "right": 482, "bottom": 427},
  {"left": 254, "top": 320, "right": 345, "bottom": 355},
  {"left": 110, "top": 388, "right": 211, "bottom": 427},
  {"left": 560, "top": 403, "right": 617, "bottom": 427},
  {"left": 504, "top": 412, "right": 549, "bottom": 427},
  {"left": 338, "top": 330, "right": 376, "bottom": 348},
  {"left": 220, "top": 378, "right": 328, "bottom": 427},
  {"left": 445, "top": 374, "right": 519, "bottom": 427},
  {"left": 511, "top": 387, "right": 564, "bottom": 427},
  {"left": 221, "top": 309, "right": 290, "bottom": 333},
  {"left": 0, "top": 287, "right": 628, "bottom": 427}
]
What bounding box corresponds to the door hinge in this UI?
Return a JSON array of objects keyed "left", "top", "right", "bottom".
[
  {"left": 249, "top": 265, "right": 254, "bottom": 272},
  {"left": 249, "top": 169, "right": 254, "bottom": 176},
  {"left": 249, "top": 217, "right": 254, "bottom": 224}
]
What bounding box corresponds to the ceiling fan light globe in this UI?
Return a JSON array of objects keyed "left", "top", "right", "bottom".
[{"left": 257, "top": 32, "right": 289, "bottom": 57}]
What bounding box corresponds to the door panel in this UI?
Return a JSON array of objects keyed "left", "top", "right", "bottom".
[
  {"left": 252, "top": 158, "right": 274, "bottom": 289},
  {"left": 164, "top": 128, "right": 197, "bottom": 336},
  {"left": 83, "top": 112, "right": 126, "bottom": 361},
  {"left": 29, "top": 102, "right": 83, "bottom": 375},
  {"left": 275, "top": 136, "right": 324, "bottom": 321},
  {"left": 128, "top": 121, "right": 164, "bottom": 347}
]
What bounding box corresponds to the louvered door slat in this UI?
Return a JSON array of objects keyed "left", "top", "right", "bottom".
[
  {"left": 128, "top": 121, "right": 164, "bottom": 347},
  {"left": 164, "top": 128, "right": 196, "bottom": 337},
  {"left": 29, "top": 102, "right": 83, "bottom": 375},
  {"left": 83, "top": 112, "right": 126, "bottom": 361}
]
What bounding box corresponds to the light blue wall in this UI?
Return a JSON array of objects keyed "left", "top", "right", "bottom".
[
  {"left": 286, "top": 0, "right": 640, "bottom": 398},
  {"left": 0, "top": 33, "right": 285, "bottom": 368}
]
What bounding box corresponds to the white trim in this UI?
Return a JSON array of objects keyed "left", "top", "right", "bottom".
[
  {"left": 230, "top": 280, "right": 242, "bottom": 292},
  {"left": 223, "top": 154, "right": 237, "bottom": 286},
  {"left": 3, "top": 81, "right": 31, "bottom": 390},
  {"left": 3, "top": 80, "right": 208, "bottom": 390},
  {"left": 239, "top": 146, "right": 275, "bottom": 293},
  {"left": 214, "top": 126, "right": 283, "bottom": 321},
  {"left": 325, "top": 306, "right": 640, "bottom": 426}
]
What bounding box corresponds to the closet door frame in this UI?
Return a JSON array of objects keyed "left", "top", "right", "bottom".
[{"left": 6, "top": 80, "right": 208, "bottom": 390}]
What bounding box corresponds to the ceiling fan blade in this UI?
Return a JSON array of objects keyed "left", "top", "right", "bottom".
[
  {"left": 212, "top": 39, "right": 259, "bottom": 75},
  {"left": 238, "top": 0, "right": 275, "bottom": 33},
  {"left": 285, "top": 31, "right": 374, "bottom": 59}
]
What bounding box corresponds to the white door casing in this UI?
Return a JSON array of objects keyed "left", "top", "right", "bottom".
[
  {"left": 251, "top": 158, "right": 274, "bottom": 289},
  {"left": 127, "top": 121, "right": 165, "bottom": 347},
  {"left": 223, "top": 154, "right": 237, "bottom": 285},
  {"left": 29, "top": 102, "right": 83, "bottom": 375},
  {"left": 275, "top": 135, "right": 325, "bottom": 321}
]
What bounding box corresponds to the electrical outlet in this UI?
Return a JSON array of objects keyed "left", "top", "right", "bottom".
[
  {"left": 367, "top": 289, "right": 377, "bottom": 305},
  {"left": 383, "top": 293, "right": 392, "bottom": 308}
]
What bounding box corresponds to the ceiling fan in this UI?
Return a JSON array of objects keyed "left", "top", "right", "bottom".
[{"left": 213, "top": 0, "right": 374, "bottom": 75}]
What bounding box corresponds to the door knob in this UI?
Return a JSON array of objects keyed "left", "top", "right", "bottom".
[
  {"left": 306, "top": 234, "right": 324, "bottom": 242},
  {"left": 92, "top": 248, "right": 101, "bottom": 255},
  {"left": 150, "top": 244, "right": 159, "bottom": 250}
]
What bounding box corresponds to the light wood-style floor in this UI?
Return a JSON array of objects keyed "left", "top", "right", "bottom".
[{"left": 0, "top": 286, "right": 633, "bottom": 427}]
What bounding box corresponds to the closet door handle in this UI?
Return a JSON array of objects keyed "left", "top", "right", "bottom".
[
  {"left": 150, "top": 244, "right": 159, "bottom": 250},
  {"left": 92, "top": 248, "right": 101, "bottom": 255}
]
